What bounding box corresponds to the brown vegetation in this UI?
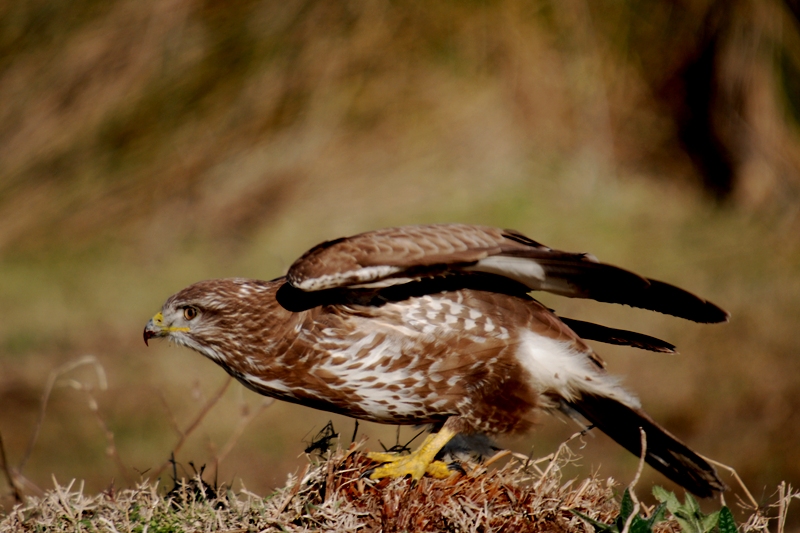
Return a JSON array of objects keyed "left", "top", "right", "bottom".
[{"left": 0, "top": 442, "right": 785, "bottom": 533}]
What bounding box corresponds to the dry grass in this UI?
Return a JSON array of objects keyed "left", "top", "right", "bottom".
[{"left": 1, "top": 442, "right": 779, "bottom": 533}]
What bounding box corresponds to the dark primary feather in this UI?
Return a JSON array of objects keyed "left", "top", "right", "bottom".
[
  {"left": 508, "top": 254, "right": 729, "bottom": 323},
  {"left": 560, "top": 318, "right": 677, "bottom": 353},
  {"left": 569, "top": 394, "right": 725, "bottom": 498}
]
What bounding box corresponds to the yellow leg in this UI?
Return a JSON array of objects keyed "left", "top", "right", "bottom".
[{"left": 366, "top": 427, "right": 458, "bottom": 480}]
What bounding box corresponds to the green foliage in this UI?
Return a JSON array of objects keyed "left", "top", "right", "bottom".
[
  {"left": 652, "top": 486, "right": 737, "bottom": 533},
  {"left": 573, "top": 489, "right": 666, "bottom": 533},
  {"left": 575, "top": 488, "right": 740, "bottom": 533},
  {"left": 127, "top": 502, "right": 184, "bottom": 533},
  {"left": 717, "top": 507, "right": 737, "bottom": 533}
]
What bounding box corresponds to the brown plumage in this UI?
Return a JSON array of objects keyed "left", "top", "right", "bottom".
[{"left": 144, "top": 224, "right": 727, "bottom": 496}]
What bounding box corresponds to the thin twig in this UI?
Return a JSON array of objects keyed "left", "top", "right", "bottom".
[
  {"left": 276, "top": 463, "right": 310, "bottom": 516},
  {"left": 775, "top": 482, "right": 800, "bottom": 533},
  {"left": 214, "top": 398, "right": 274, "bottom": 469},
  {"left": 152, "top": 377, "right": 232, "bottom": 479},
  {"left": 777, "top": 482, "right": 787, "bottom": 533},
  {"left": 18, "top": 356, "right": 106, "bottom": 473},
  {"left": 0, "top": 430, "right": 23, "bottom": 503},
  {"left": 83, "top": 389, "right": 132, "bottom": 485},
  {"left": 533, "top": 428, "right": 588, "bottom": 490},
  {"left": 704, "top": 456, "right": 759, "bottom": 509},
  {"left": 483, "top": 449, "right": 512, "bottom": 469},
  {"left": 157, "top": 390, "right": 182, "bottom": 436},
  {"left": 27, "top": 358, "right": 126, "bottom": 484},
  {"left": 629, "top": 428, "right": 647, "bottom": 490},
  {"left": 621, "top": 428, "right": 647, "bottom": 533}
]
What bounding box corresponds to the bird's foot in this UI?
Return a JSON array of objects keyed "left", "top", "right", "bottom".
[
  {"left": 366, "top": 451, "right": 453, "bottom": 480},
  {"left": 365, "top": 428, "right": 458, "bottom": 480}
]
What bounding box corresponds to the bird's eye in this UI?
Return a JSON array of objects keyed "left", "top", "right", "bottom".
[{"left": 183, "top": 307, "right": 198, "bottom": 320}]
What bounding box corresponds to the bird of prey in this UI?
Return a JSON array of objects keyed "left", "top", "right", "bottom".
[{"left": 143, "top": 224, "right": 727, "bottom": 496}]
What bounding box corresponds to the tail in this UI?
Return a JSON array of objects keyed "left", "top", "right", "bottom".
[{"left": 569, "top": 394, "right": 725, "bottom": 497}]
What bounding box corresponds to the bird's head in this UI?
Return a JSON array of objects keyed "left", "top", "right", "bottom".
[
  {"left": 143, "top": 278, "right": 277, "bottom": 363},
  {"left": 144, "top": 282, "right": 218, "bottom": 351}
]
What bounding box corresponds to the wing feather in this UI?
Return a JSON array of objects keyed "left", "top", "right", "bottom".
[
  {"left": 559, "top": 317, "right": 677, "bottom": 353},
  {"left": 286, "top": 224, "right": 729, "bottom": 323}
]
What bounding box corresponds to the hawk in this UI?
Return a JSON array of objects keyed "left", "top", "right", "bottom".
[{"left": 143, "top": 224, "right": 727, "bottom": 496}]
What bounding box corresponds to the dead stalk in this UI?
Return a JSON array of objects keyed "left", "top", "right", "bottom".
[
  {"left": 704, "top": 456, "right": 758, "bottom": 509},
  {"left": 19, "top": 355, "right": 107, "bottom": 473},
  {"left": 152, "top": 376, "right": 232, "bottom": 479},
  {"left": 621, "top": 428, "right": 647, "bottom": 533},
  {"left": 0, "top": 430, "right": 24, "bottom": 503},
  {"left": 213, "top": 398, "right": 275, "bottom": 472}
]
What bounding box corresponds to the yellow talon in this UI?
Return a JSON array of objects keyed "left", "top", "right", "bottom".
[
  {"left": 424, "top": 459, "right": 454, "bottom": 479},
  {"left": 366, "top": 428, "right": 458, "bottom": 480},
  {"left": 366, "top": 451, "right": 403, "bottom": 463}
]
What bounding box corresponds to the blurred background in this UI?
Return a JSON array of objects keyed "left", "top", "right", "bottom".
[{"left": 1, "top": 0, "right": 799, "bottom": 524}]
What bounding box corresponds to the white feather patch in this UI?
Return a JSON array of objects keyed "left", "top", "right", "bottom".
[
  {"left": 348, "top": 277, "right": 415, "bottom": 289},
  {"left": 516, "top": 331, "right": 640, "bottom": 408},
  {"left": 465, "top": 256, "right": 547, "bottom": 290},
  {"left": 294, "top": 265, "right": 404, "bottom": 291}
]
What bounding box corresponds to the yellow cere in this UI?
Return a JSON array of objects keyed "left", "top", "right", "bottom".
[{"left": 151, "top": 311, "right": 190, "bottom": 332}]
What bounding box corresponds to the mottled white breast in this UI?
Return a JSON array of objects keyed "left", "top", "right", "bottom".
[{"left": 305, "top": 293, "right": 506, "bottom": 419}]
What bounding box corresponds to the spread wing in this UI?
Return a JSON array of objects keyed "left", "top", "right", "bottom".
[{"left": 286, "top": 224, "right": 729, "bottom": 324}]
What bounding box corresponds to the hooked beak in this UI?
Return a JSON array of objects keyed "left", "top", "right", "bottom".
[
  {"left": 143, "top": 311, "right": 190, "bottom": 346},
  {"left": 143, "top": 312, "right": 165, "bottom": 346}
]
